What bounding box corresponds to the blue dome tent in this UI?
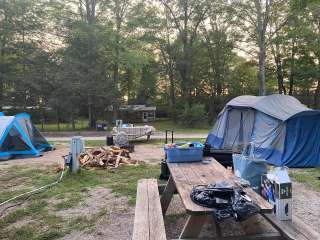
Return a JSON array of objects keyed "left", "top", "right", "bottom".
[
  {"left": 0, "top": 113, "right": 52, "bottom": 158},
  {"left": 206, "top": 94, "right": 320, "bottom": 167}
]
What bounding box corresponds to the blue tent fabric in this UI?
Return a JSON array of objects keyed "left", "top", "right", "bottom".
[
  {"left": 0, "top": 113, "right": 52, "bottom": 158},
  {"left": 206, "top": 94, "right": 320, "bottom": 167}
]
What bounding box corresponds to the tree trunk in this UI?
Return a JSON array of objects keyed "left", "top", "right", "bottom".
[
  {"left": 289, "top": 39, "right": 295, "bottom": 96},
  {"left": 70, "top": 111, "right": 76, "bottom": 131},
  {"left": 0, "top": 10, "right": 7, "bottom": 111},
  {"left": 0, "top": 37, "right": 4, "bottom": 111},
  {"left": 258, "top": 39, "right": 266, "bottom": 96},
  {"left": 275, "top": 54, "right": 286, "bottom": 94},
  {"left": 112, "top": 1, "right": 123, "bottom": 122},
  {"left": 56, "top": 108, "right": 60, "bottom": 131},
  {"left": 88, "top": 94, "right": 95, "bottom": 128},
  {"left": 314, "top": 80, "right": 320, "bottom": 109},
  {"left": 168, "top": 59, "right": 176, "bottom": 120},
  {"left": 314, "top": 57, "right": 320, "bottom": 109},
  {"left": 255, "top": 0, "right": 270, "bottom": 96},
  {"left": 208, "top": 95, "right": 215, "bottom": 123},
  {"left": 125, "top": 67, "right": 132, "bottom": 103},
  {"left": 84, "top": 0, "right": 97, "bottom": 128},
  {"left": 0, "top": 69, "right": 3, "bottom": 112}
]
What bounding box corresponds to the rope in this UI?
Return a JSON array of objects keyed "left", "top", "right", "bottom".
[{"left": 0, "top": 168, "right": 65, "bottom": 208}]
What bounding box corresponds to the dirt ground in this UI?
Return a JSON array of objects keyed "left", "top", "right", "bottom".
[
  {"left": 0, "top": 143, "right": 164, "bottom": 170},
  {"left": 0, "top": 147, "right": 69, "bottom": 170},
  {"left": 60, "top": 187, "right": 134, "bottom": 240},
  {"left": 1, "top": 144, "right": 320, "bottom": 239}
]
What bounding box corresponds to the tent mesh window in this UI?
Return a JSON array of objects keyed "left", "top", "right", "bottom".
[
  {"left": 0, "top": 126, "right": 31, "bottom": 151},
  {"left": 31, "top": 124, "right": 48, "bottom": 148},
  {"left": 17, "top": 118, "right": 48, "bottom": 149}
]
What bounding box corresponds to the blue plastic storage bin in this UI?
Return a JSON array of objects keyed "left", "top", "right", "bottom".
[{"left": 164, "top": 142, "right": 204, "bottom": 163}]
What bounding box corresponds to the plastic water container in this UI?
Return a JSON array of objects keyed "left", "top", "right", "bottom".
[{"left": 164, "top": 142, "right": 204, "bottom": 163}]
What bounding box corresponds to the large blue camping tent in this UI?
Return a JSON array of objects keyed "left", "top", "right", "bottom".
[
  {"left": 0, "top": 113, "right": 52, "bottom": 158},
  {"left": 206, "top": 94, "right": 320, "bottom": 167}
]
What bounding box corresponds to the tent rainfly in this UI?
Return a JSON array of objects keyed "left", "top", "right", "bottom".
[
  {"left": 0, "top": 113, "right": 52, "bottom": 158},
  {"left": 206, "top": 94, "right": 320, "bottom": 167}
]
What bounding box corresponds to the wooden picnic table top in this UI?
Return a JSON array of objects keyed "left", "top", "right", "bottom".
[{"left": 167, "top": 158, "right": 273, "bottom": 216}]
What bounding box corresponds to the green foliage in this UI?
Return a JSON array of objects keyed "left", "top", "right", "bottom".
[
  {"left": 1, "top": 0, "right": 320, "bottom": 123},
  {"left": 179, "top": 104, "right": 207, "bottom": 127}
]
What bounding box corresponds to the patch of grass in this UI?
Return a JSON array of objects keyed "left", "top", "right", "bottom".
[
  {"left": 0, "top": 163, "right": 161, "bottom": 239},
  {"left": 38, "top": 118, "right": 211, "bottom": 133},
  {"left": 165, "top": 213, "right": 186, "bottom": 225},
  {"left": 290, "top": 168, "right": 320, "bottom": 192},
  {"left": 37, "top": 229, "right": 66, "bottom": 240},
  {"left": 51, "top": 138, "right": 206, "bottom": 148},
  {"left": 136, "top": 119, "right": 210, "bottom": 134},
  {"left": 4, "top": 225, "right": 37, "bottom": 240},
  {"left": 35, "top": 119, "right": 91, "bottom": 132},
  {"left": 68, "top": 215, "right": 95, "bottom": 230},
  {"left": 53, "top": 196, "right": 81, "bottom": 210},
  {"left": 104, "top": 164, "right": 161, "bottom": 205}
]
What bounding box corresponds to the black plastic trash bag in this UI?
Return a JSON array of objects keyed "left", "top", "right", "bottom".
[
  {"left": 190, "top": 181, "right": 234, "bottom": 209},
  {"left": 190, "top": 181, "right": 260, "bottom": 222},
  {"left": 232, "top": 190, "right": 261, "bottom": 222}
]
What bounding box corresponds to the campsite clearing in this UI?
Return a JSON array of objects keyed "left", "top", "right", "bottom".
[{"left": 0, "top": 144, "right": 320, "bottom": 239}]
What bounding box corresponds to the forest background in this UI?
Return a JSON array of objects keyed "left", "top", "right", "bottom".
[{"left": 0, "top": 0, "right": 319, "bottom": 129}]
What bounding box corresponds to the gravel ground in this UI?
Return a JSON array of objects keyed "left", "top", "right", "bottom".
[
  {"left": 61, "top": 187, "right": 134, "bottom": 240},
  {"left": 0, "top": 144, "right": 164, "bottom": 170},
  {"left": 0, "top": 147, "right": 68, "bottom": 170},
  {"left": 292, "top": 182, "right": 320, "bottom": 233}
]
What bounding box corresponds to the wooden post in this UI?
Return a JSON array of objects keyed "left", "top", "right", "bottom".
[{"left": 160, "top": 175, "right": 176, "bottom": 216}]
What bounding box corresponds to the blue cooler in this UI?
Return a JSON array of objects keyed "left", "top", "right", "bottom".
[{"left": 164, "top": 142, "right": 204, "bottom": 163}]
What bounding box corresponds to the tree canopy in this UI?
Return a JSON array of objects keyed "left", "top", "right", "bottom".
[{"left": 0, "top": 0, "right": 319, "bottom": 127}]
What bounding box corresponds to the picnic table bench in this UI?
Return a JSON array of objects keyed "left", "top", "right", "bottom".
[
  {"left": 132, "top": 179, "right": 166, "bottom": 240},
  {"left": 132, "top": 159, "right": 320, "bottom": 240}
]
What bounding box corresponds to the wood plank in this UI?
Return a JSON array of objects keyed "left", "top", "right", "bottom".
[
  {"left": 179, "top": 215, "right": 211, "bottom": 239},
  {"left": 132, "top": 179, "right": 150, "bottom": 240},
  {"left": 292, "top": 215, "right": 320, "bottom": 240},
  {"left": 169, "top": 163, "right": 207, "bottom": 215},
  {"left": 240, "top": 215, "right": 271, "bottom": 235},
  {"left": 262, "top": 213, "right": 320, "bottom": 240},
  {"left": 176, "top": 232, "right": 283, "bottom": 240},
  {"left": 160, "top": 175, "right": 176, "bottom": 216},
  {"left": 148, "top": 179, "right": 167, "bottom": 240}
]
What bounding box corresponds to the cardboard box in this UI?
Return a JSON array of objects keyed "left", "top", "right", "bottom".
[
  {"left": 273, "top": 168, "right": 292, "bottom": 200},
  {"left": 260, "top": 168, "right": 292, "bottom": 221},
  {"left": 275, "top": 198, "right": 292, "bottom": 221}
]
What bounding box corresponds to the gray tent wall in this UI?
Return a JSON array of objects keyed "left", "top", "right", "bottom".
[{"left": 206, "top": 94, "right": 320, "bottom": 167}]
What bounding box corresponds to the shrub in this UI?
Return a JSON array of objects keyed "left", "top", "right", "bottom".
[{"left": 179, "top": 104, "right": 207, "bottom": 127}]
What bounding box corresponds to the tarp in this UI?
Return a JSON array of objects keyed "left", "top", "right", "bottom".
[
  {"left": 206, "top": 94, "right": 320, "bottom": 167},
  {"left": 226, "top": 95, "right": 316, "bottom": 121},
  {"left": 0, "top": 113, "right": 52, "bottom": 158}
]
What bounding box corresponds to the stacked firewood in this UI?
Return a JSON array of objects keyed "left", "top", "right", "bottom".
[{"left": 78, "top": 146, "right": 137, "bottom": 169}]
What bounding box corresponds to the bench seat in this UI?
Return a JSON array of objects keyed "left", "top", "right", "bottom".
[
  {"left": 262, "top": 213, "right": 320, "bottom": 240},
  {"left": 132, "top": 179, "right": 167, "bottom": 240}
]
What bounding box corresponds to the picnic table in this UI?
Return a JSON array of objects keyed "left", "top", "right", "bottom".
[{"left": 160, "top": 158, "right": 274, "bottom": 239}]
